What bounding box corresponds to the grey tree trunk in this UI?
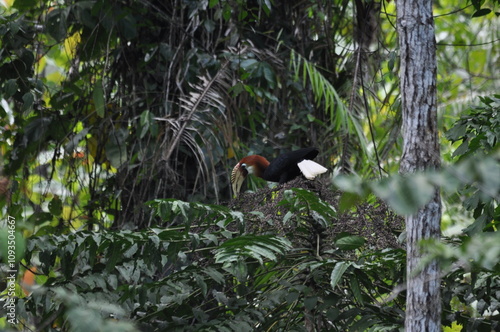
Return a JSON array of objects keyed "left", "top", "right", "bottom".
[{"left": 397, "top": 0, "right": 442, "bottom": 331}]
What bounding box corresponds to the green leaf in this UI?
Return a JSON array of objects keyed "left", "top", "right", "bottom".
[
  {"left": 445, "top": 122, "right": 467, "bottom": 141},
  {"left": 471, "top": 0, "right": 482, "bottom": 10},
  {"left": 105, "top": 242, "right": 122, "bottom": 273},
  {"left": 245, "top": 244, "right": 276, "bottom": 263},
  {"left": 326, "top": 308, "right": 340, "bottom": 321},
  {"left": 117, "top": 14, "right": 138, "bottom": 40},
  {"left": 261, "top": 62, "right": 276, "bottom": 88},
  {"left": 215, "top": 235, "right": 291, "bottom": 265},
  {"left": 28, "top": 212, "right": 54, "bottom": 225},
  {"left": 240, "top": 59, "right": 259, "bottom": 70},
  {"left": 472, "top": 8, "right": 492, "bottom": 18},
  {"left": 139, "top": 110, "right": 152, "bottom": 139},
  {"left": 123, "top": 243, "right": 138, "bottom": 258},
  {"left": 209, "top": 0, "right": 219, "bottom": 8},
  {"left": 452, "top": 141, "right": 469, "bottom": 158},
  {"left": 195, "top": 273, "right": 208, "bottom": 297},
  {"left": 330, "top": 261, "right": 350, "bottom": 289},
  {"left": 286, "top": 292, "right": 300, "bottom": 304},
  {"left": 49, "top": 196, "right": 63, "bottom": 216},
  {"left": 45, "top": 7, "right": 70, "bottom": 42},
  {"left": 304, "top": 296, "right": 318, "bottom": 311},
  {"left": 22, "top": 92, "right": 34, "bottom": 113},
  {"left": 204, "top": 267, "right": 226, "bottom": 284},
  {"left": 387, "top": 51, "right": 396, "bottom": 71},
  {"left": 349, "top": 275, "right": 364, "bottom": 305},
  {"left": 335, "top": 235, "right": 365, "bottom": 250},
  {"left": 4, "top": 79, "right": 18, "bottom": 98},
  {"left": 333, "top": 175, "right": 368, "bottom": 197},
  {"left": 13, "top": 0, "right": 38, "bottom": 11}
]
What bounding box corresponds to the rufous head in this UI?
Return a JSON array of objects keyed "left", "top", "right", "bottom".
[{"left": 230, "top": 155, "right": 270, "bottom": 197}]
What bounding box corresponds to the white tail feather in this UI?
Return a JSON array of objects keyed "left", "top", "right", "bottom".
[{"left": 297, "top": 160, "right": 328, "bottom": 180}]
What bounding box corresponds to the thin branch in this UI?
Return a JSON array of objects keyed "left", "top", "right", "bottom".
[{"left": 437, "top": 39, "right": 500, "bottom": 47}]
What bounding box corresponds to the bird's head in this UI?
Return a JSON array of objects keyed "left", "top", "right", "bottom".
[
  {"left": 231, "top": 162, "right": 248, "bottom": 197},
  {"left": 230, "top": 155, "right": 269, "bottom": 197}
]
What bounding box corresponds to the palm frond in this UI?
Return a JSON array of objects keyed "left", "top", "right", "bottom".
[
  {"left": 156, "top": 61, "right": 234, "bottom": 201},
  {"left": 290, "top": 50, "right": 348, "bottom": 130},
  {"left": 163, "top": 61, "right": 231, "bottom": 162},
  {"left": 289, "top": 50, "right": 371, "bottom": 170}
]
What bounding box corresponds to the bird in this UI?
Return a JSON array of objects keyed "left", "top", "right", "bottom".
[{"left": 231, "top": 147, "right": 328, "bottom": 196}]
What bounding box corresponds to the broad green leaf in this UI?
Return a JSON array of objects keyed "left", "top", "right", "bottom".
[
  {"left": 286, "top": 291, "right": 300, "bottom": 304},
  {"left": 472, "top": 8, "right": 492, "bottom": 18},
  {"left": 22, "top": 92, "right": 34, "bottom": 113},
  {"left": 335, "top": 235, "right": 365, "bottom": 250},
  {"left": 123, "top": 243, "right": 138, "bottom": 258},
  {"left": 45, "top": 7, "right": 70, "bottom": 42},
  {"left": 204, "top": 267, "right": 225, "bottom": 284},
  {"left": 304, "top": 296, "right": 318, "bottom": 311},
  {"left": 105, "top": 242, "right": 123, "bottom": 272},
  {"left": 330, "top": 261, "right": 350, "bottom": 289},
  {"left": 333, "top": 175, "right": 368, "bottom": 196},
  {"left": 245, "top": 244, "right": 277, "bottom": 263},
  {"left": 48, "top": 196, "right": 63, "bottom": 216},
  {"left": 12, "top": 0, "right": 38, "bottom": 10},
  {"left": 194, "top": 273, "right": 208, "bottom": 297},
  {"left": 240, "top": 59, "right": 259, "bottom": 70},
  {"left": 445, "top": 122, "right": 467, "bottom": 141},
  {"left": 349, "top": 275, "right": 364, "bottom": 305},
  {"left": 215, "top": 235, "right": 291, "bottom": 264},
  {"left": 326, "top": 308, "right": 340, "bottom": 321},
  {"left": 4, "top": 79, "right": 17, "bottom": 98},
  {"left": 209, "top": 0, "right": 219, "bottom": 8},
  {"left": 27, "top": 212, "right": 54, "bottom": 225}
]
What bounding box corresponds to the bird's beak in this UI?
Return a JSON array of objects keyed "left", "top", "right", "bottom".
[{"left": 231, "top": 163, "right": 246, "bottom": 197}]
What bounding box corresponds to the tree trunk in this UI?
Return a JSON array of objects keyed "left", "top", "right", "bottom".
[{"left": 397, "top": 0, "right": 442, "bottom": 331}]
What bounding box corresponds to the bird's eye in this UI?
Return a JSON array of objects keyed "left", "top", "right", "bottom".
[{"left": 241, "top": 163, "right": 247, "bottom": 169}]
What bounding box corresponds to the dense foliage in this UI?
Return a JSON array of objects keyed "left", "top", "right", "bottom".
[{"left": 0, "top": 0, "right": 498, "bottom": 331}]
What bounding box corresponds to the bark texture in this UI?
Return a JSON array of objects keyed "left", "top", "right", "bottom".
[{"left": 397, "top": 0, "right": 442, "bottom": 331}]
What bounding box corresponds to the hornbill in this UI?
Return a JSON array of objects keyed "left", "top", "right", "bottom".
[{"left": 231, "top": 147, "right": 328, "bottom": 196}]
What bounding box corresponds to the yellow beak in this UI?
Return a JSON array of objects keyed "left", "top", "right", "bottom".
[{"left": 231, "top": 163, "right": 246, "bottom": 197}]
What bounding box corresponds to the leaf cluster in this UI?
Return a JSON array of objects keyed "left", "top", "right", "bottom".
[{"left": 9, "top": 185, "right": 408, "bottom": 331}]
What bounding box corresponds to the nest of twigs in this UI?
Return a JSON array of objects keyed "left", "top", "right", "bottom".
[{"left": 228, "top": 177, "right": 404, "bottom": 251}]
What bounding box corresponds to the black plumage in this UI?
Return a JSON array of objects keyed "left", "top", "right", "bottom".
[{"left": 263, "top": 147, "right": 319, "bottom": 183}]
